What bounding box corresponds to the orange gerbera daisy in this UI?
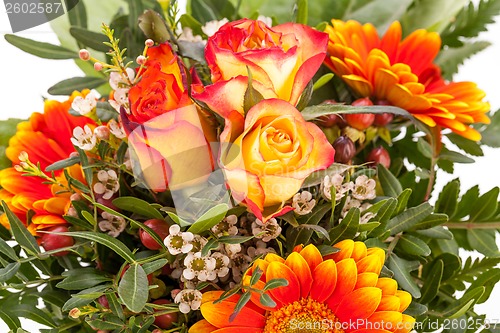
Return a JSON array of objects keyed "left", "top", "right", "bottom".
[
  {"left": 324, "top": 20, "right": 490, "bottom": 141},
  {"left": 0, "top": 90, "right": 94, "bottom": 234},
  {"left": 190, "top": 241, "right": 415, "bottom": 333}
]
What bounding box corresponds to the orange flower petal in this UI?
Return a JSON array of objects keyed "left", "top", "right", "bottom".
[
  {"left": 189, "top": 319, "right": 218, "bottom": 333},
  {"left": 329, "top": 239, "right": 354, "bottom": 261},
  {"left": 266, "top": 261, "right": 301, "bottom": 305},
  {"left": 395, "top": 290, "right": 412, "bottom": 312},
  {"left": 310, "top": 259, "right": 337, "bottom": 302},
  {"left": 355, "top": 272, "right": 379, "bottom": 289},
  {"left": 200, "top": 298, "right": 266, "bottom": 328},
  {"left": 335, "top": 287, "right": 382, "bottom": 323},
  {"left": 284, "top": 252, "right": 313, "bottom": 298},
  {"left": 376, "top": 278, "right": 398, "bottom": 296},
  {"left": 326, "top": 258, "right": 357, "bottom": 309},
  {"left": 377, "top": 295, "right": 400, "bottom": 311},
  {"left": 299, "top": 244, "right": 323, "bottom": 272},
  {"left": 393, "top": 314, "right": 415, "bottom": 333}
]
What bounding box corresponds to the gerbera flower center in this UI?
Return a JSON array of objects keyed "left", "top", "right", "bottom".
[{"left": 263, "top": 298, "right": 344, "bottom": 333}]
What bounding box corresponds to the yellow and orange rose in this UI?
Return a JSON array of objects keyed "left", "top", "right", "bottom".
[
  {"left": 202, "top": 18, "right": 329, "bottom": 106},
  {"left": 218, "top": 99, "right": 334, "bottom": 221}
]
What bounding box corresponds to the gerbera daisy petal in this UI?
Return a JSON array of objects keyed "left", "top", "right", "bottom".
[
  {"left": 200, "top": 298, "right": 266, "bottom": 328},
  {"left": 335, "top": 287, "right": 382, "bottom": 323},
  {"left": 266, "top": 261, "right": 301, "bottom": 305},
  {"left": 395, "top": 290, "right": 412, "bottom": 312},
  {"left": 310, "top": 259, "right": 337, "bottom": 302},
  {"left": 299, "top": 243, "right": 323, "bottom": 271},
  {"left": 189, "top": 319, "right": 218, "bottom": 333},
  {"left": 284, "top": 251, "right": 313, "bottom": 298},
  {"left": 377, "top": 295, "right": 401, "bottom": 311},
  {"left": 355, "top": 272, "right": 379, "bottom": 288},
  {"left": 326, "top": 258, "right": 358, "bottom": 308}
]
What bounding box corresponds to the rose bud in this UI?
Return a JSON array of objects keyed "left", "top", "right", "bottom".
[
  {"left": 366, "top": 146, "right": 391, "bottom": 168},
  {"left": 40, "top": 226, "right": 75, "bottom": 256},
  {"left": 332, "top": 135, "right": 356, "bottom": 164},
  {"left": 139, "top": 219, "right": 170, "bottom": 250},
  {"left": 152, "top": 299, "right": 178, "bottom": 329}
]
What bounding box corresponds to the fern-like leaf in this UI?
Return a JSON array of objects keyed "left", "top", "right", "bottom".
[
  {"left": 441, "top": 0, "right": 500, "bottom": 47},
  {"left": 443, "top": 257, "right": 500, "bottom": 291},
  {"left": 436, "top": 41, "right": 491, "bottom": 80}
]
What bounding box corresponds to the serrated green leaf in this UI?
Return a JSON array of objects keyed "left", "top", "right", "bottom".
[
  {"left": 387, "top": 202, "right": 433, "bottom": 235},
  {"left": 454, "top": 185, "right": 480, "bottom": 219},
  {"left": 401, "top": 0, "right": 468, "bottom": 33},
  {"left": 397, "top": 234, "right": 431, "bottom": 256},
  {"left": 441, "top": 287, "right": 485, "bottom": 318},
  {"left": 377, "top": 164, "right": 403, "bottom": 197},
  {"left": 329, "top": 207, "right": 359, "bottom": 245},
  {"left": 387, "top": 254, "right": 421, "bottom": 298},
  {"left": 481, "top": 111, "right": 500, "bottom": 148},
  {"left": 113, "top": 197, "right": 164, "bottom": 220},
  {"left": 0, "top": 262, "right": 20, "bottom": 283},
  {"left": 436, "top": 41, "right": 491, "bottom": 79},
  {"left": 48, "top": 76, "right": 107, "bottom": 95},
  {"left": 469, "top": 187, "right": 499, "bottom": 221},
  {"left": 467, "top": 229, "right": 500, "bottom": 257},
  {"left": 1, "top": 201, "right": 40, "bottom": 255},
  {"left": 69, "top": 27, "right": 109, "bottom": 52},
  {"left": 11, "top": 304, "right": 56, "bottom": 328},
  {"left": 63, "top": 231, "right": 135, "bottom": 263},
  {"left": 187, "top": 204, "right": 229, "bottom": 234},
  {"left": 420, "top": 260, "right": 443, "bottom": 304},
  {"left": 118, "top": 264, "right": 149, "bottom": 313},
  {"left": 435, "top": 179, "right": 460, "bottom": 216},
  {"left": 447, "top": 133, "right": 484, "bottom": 156},
  {"left": 4, "top": 34, "right": 78, "bottom": 59}
]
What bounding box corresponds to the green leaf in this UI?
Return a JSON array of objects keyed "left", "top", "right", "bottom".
[
  {"left": 1, "top": 201, "right": 40, "bottom": 255},
  {"left": 45, "top": 155, "right": 80, "bottom": 172},
  {"left": 287, "top": 204, "right": 331, "bottom": 249},
  {"left": 301, "top": 104, "right": 411, "bottom": 121},
  {"left": 229, "top": 292, "right": 251, "bottom": 322},
  {"left": 295, "top": 0, "right": 308, "bottom": 24},
  {"left": 57, "top": 268, "right": 111, "bottom": 290},
  {"left": 469, "top": 187, "right": 499, "bottom": 221},
  {"left": 313, "top": 73, "right": 334, "bottom": 91},
  {"left": 106, "top": 292, "right": 125, "bottom": 320},
  {"left": 447, "top": 133, "right": 484, "bottom": 156},
  {"left": 138, "top": 10, "right": 170, "bottom": 43},
  {"left": 481, "top": 111, "right": 500, "bottom": 148},
  {"left": 394, "top": 188, "right": 412, "bottom": 216},
  {"left": 86, "top": 315, "right": 125, "bottom": 330},
  {"left": 243, "top": 70, "right": 265, "bottom": 114},
  {"left": 112, "top": 197, "right": 164, "bottom": 220},
  {"left": 189, "top": 0, "right": 218, "bottom": 24},
  {"left": 439, "top": 149, "right": 475, "bottom": 163},
  {"left": 250, "top": 267, "right": 264, "bottom": 286},
  {"left": 179, "top": 13, "right": 204, "bottom": 37},
  {"left": 0, "top": 309, "right": 20, "bottom": 330},
  {"left": 11, "top": 304, "right": 56, "bottom": 328},
  {"left": 118, "top": 264, "right": 149, "bottom": 313},
  {"left": 0, "top": 118, "right": 24, "bottom": 170},
  {"left": 0, "top": 237, "right": 19, "bottom": 261},
  {"left": 263, "top": 278, "right": 289, "bottom": 291},
  {"left": 387, "top": 254, "right": 421, "bottom": 298},
  {"left": 69, "top": 27, "right": 109, "bottom": 52},
  {"left": 4, "top": 34, "right": 78, "bottom": 59},
  {"left": 441, "top": 287, "right": 485, "bottom": 318},
  {"left": 387, "top": 202, "right": 433, "bottom": 235},
  {"left": 348, "top": 0, "right": 414, "bottom": 32},
  {"left": 259, "top": 293, "right": 277, "bottom": 308},
  {"left": 377, "top": 164, "right": 403, "bottom": 197},
  {"left": 187, "top": 204, "right": 229, "bottom": 234},
  {"left": 62, "top": 295, "right": 93, "bottom": 312},
  {"left": 467, "top": 229, "right": 500, "bottom": 257},
  {"left": 436, "top": 41, "right": 490, "bottom": 79},
  {"left": 441, "top": 0, "right": 500, "bottom": 46},
  {"left": 48, "top": 76, "right": 107, "bottom": 95},
  {"left": 67, "top": 0, "right": 87, "bottom": 29},
  {"left": 302, "top": 163, "right": 352, "bottom": 187},
  {"left": 435, "top": 179, "right": 460, "bottom": 216},
  {"left": 415, "top": 226, "right": 453, "bottom": 239},
  {"left": 329, "top": 207, "right": 360, "bottom": 245},
  {"left": 218, "top": 235, "right": 254, "bottom": 244},
  {"left": 411, "top": 213, "right": 448, "bottom": 230},
  {"left": 397, "top": 234, "right": 431, "bottom": 256},
  {"left": 142, "top": 259, "right": 168, "bottom": 275},
  {"left": 401, "top": 0, "right": 468, "bottom": 34},
  {"left": 38, "top": 290, "right": 68, "bottom": 308},
  {"left": 0, "top": 262, "right": 20, "bottom": 282},
  {"left": 127, "top": 0, "right": 144, "bottom": 34},
  {"left": 368, "top": 198, "right": 398, "bottom": 237},
  {"left": 420, "top": 260, "right": 443, "bottom": 304},
  {"left": 453, "top": 185, "right": 480, "bottom": 219},
  {"left": 63, "top": 231, "right": 135, "bottom": 263}
]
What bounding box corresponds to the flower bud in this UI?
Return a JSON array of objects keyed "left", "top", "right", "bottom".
[
  {"left": 69, "top": 308, "right": 81, "bottom": 319},
  {"left": 18, "top": 151, "right": 29, "bottom": 162},
  {"left": 79, "top": 49, "right": 90, "bottom": 61},
  {"left": 345, "top": 97, "right": 375, "bottom": 130},
  {"left": 366, "top": 146, "right": 391, "bottom": 168},
  {"left": 94, "top": 125, "right": 110, "bottom": 140},
  {"left": 332, "top": 135, "right": 356, "bottom": 164},
  {"left": 136, "top": 55, "right": 147, "bottom": 65},
  {"left": 94, "top": 62, "right": 103, "bottom": 71},
  {"left": 145, "top": 39, "right": 155, "bottom": 47}
]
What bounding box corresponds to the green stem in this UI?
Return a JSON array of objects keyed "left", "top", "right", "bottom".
[
  {"left": 444, "top": 222, "right": 500, "bottom": 229},
  {"left": 385, "top": 233, "right": 401, "bottom": 260}
]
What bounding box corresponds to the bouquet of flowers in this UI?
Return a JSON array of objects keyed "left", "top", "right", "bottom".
[{"left": 1, "top": 0, "right": 500, "bottom": 332}]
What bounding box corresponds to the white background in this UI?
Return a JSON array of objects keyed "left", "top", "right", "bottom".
[{"left": 0, "top": 1, "right": 499, "bottom": 332}]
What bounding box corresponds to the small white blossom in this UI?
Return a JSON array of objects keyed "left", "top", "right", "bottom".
[
  {"left": 109, "top": 88, "right": 130, "bottom": 113},
  {"left": 257, "top": 15, "right": 273, "bottom": 27},
  {"left": 191, "top": 235, "right": 208, "bottom": 253},
  {"left": 174, "top": 289, "right": 202, "bottom": 314},
  {"left": 178, "top": 27, "right": 204, "bottom": 43},
  {"left": 94, "top": 169, "right": 120, "bottom": 200},
  {"left": 71, "top": 125, "right": 96, "bottom": 151},
  {"left": 247, "top": 240, "right": 276, "bottom": 258},
  {"left": 98, "top": 212, "right": 126, "bottom": 237},
  {"left": 211, "top": 252, "right": 230, "bottom": 278},
  {"left": 183, "top": 252, "right": 217, "bottom": 281},
  {"left": 109, "top": 69, "right": 135, "bottom": 90},
  {"left": 202, "top": 18, "right": 229, "bottom": 37},
  {"left": 164, "top": 225, "right": 194, "bottom": 255},
  {"left": 212, "top": 215, "right": 238, "bottom": 237},
  {"left": 341, "top": 196, "right": 362, "bottom": 217},
  {"left": 360, "top": 202, "right": 375, "bottom": 224},
  {"left": 108, "top": 119, "right": 126, "bottom": 139},
  {"left": 321, "top": 174, "right": 352, "bottom": 201},
  {"left": 352, "top": 175, "right": 377, "bottom": 200},
  {"left": 292, "top": 191, "right": 316, "bottom": 215},
  {"left": 252, "top": 218, "right": 281, "bottom": 242},
  {"left": 71, "top": 91, "right": 97, "bottom": 115},
  {"left": 223, "top": 243, "right": 242, "bottom": 259}
]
